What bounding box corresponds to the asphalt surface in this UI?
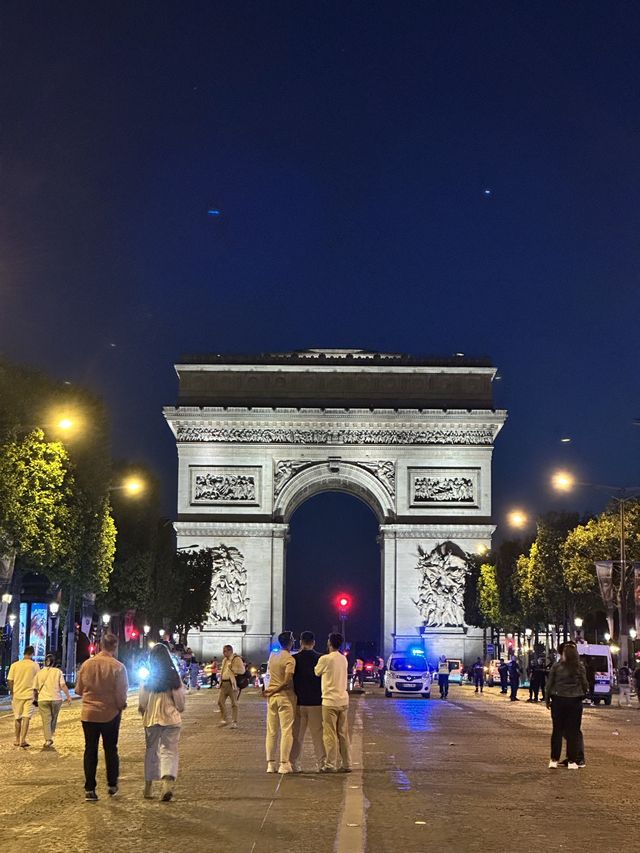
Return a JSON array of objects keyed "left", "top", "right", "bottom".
[{"left": 1, "top": 683, "right": 639, "bottom": 853}]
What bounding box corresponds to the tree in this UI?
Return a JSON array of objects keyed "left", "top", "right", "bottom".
[
  {"left": 171, "top": 549, "right": 214, "bottom": 644},
  {"left": 477, "top": 563, "right": 502, "bottom": 627},
  {"left": 514, "top": 512, "right": 579, "bottom": 630},
  {"left": 0, "top": 430, "right": 76, "bottom": 568},
  {"left": 562, "top": 499, "right": 640, "bottom": 623}
]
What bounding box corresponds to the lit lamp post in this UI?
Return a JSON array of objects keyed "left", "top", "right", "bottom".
[
  {"left": 574, "top": 616, "right": 584, "bottom": 642},
  {"left": 551, "top": 470, "right": 640, "bottom": 665},
  {"left": 49, "top": 601, "right": 60, "bottom": 654},
  {"left": 630, "top": 627, "right": 638, "bottom": 661},
  {"left": 101, "top": 612, "right": 111, "bottom": 645}
]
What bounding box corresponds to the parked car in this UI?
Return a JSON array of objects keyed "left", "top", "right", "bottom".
[{"left": 384, "top": 652, "right": 431, "bottom": 698}]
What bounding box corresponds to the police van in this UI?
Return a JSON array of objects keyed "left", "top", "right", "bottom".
[
  {"left": 577, "top": 643, "right": 613, "bottom": 705},
  {"left": 384, "top": 649, "right": 432, "bottom": 698}
]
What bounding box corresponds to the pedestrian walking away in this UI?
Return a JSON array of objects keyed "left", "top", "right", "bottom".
[
  {"left": 315, "top": 632, "right": 352, "bottom": 773},
  {"left": 138, "top": 643, "right": 186, "bottom": 802},
  {"left": 7, "top": 645, "right": 40, "bottom": 748},
  {"left": 218, "top": 644, "right": 245, "bottom": 729},
  {"left": 498, "top": 658, "right": 509, "bottom": 694},
  {"left": 75, "top": 633, "right": 129, "bottom": 801},
  {"left": 437, "top": 655, "right": 450, "bottom": 699},
  {"left": 264, "top": 630, "right": 297, "bottom": 774},
  {"left": 546, "top": 642, "right": 589, "bottom": 770},
  {"left": 472, "top": 657, "right": 484, "bottom": 693},
  {"left": 290, "top": 630, "right": 325, "bottom": 772},
  {"left": 35, "top": 653, "right": 72, "bottom": 748},
  {"left": 617, "top": 661, "right": 632, "bottom": 707},
  {"left": 508, "top": 657, "right": 521, "bottom": 701}
]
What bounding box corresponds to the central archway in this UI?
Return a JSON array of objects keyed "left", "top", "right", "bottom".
[{"left": 285, "top": 491, "right": 382, "bottom": 653}]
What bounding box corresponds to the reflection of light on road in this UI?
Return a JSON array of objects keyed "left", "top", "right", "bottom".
[
  {"left": 392, "top": 699, "right": 436, "bottom": 733},
  {"left": 390, "top": 769, "right": 411, "bottom": 791}
]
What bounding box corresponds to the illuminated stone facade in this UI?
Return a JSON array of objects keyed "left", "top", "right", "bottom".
[{"left": 164, "top": 349, "right": 506, "bottom": 664}]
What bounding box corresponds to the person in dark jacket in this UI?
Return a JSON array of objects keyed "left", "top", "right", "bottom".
[
  {"left": 508, "top": 658, "right": 521, "bottom": 701},
  {"left": 498, "top": 659, "right": 509, "bottom": 694},
  {"left": 546, "top": 643, "right": 589, "bottom": 769},
  {"left": 472, "top": 658, "right": 485, "bottom": 693},
  {"left": 290, "top": 631, "right": 325, "bottom": 772}
]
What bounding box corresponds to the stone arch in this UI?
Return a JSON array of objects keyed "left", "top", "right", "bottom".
[{"left": 273, "top": 461, "right": 395, "bottom": 524}]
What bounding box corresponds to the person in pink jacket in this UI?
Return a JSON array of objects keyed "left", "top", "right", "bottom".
[{"left": 138, "top": 643, "right": 186, "bottom": 801}]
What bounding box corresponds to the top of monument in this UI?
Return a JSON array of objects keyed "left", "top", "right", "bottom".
[{"left": 179, "top": 349, "right": 494, "bottom": 368}]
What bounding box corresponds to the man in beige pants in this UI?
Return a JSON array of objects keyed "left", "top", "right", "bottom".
[
  {"left": 264, "top": 631, "right": 297, "bottom": 774},
  {"left": 315, "top": 632, "right": 352, "bottom": 773},
  {"left": 218, "top": 645, "right": 245, "bottom": 729},
  {"left": 290, "top": 631, "right": 325, "bottom": 772}
]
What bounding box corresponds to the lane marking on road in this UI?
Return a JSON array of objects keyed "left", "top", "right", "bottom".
[
  {"left": 249, "top": 774, "right": 284, "bottom": 853},
  {"left": 334, "top": 703, "right": 366, "bottom": 853}
]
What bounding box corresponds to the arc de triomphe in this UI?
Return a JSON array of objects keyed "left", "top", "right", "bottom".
[{"left": 164, "top": 349, "right": 506, "bottom": 663}]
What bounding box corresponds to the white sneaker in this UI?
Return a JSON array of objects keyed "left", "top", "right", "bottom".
[
  {"left": 548, "top": 760, "right": 558, "bottom": 769},
  {"left": 218, "top": 721, "right": 228, "bottom": 727},
  {"left": 278, "top": 762, "right": 293, "bottom": 774},
  {"left": 567, "top": 762, "right": 579, "bottom": 770},
  {"left": 266, "top": 762, "right": 276, "bottom": 773},
  {"left": 230, "top": 722, "right": 238, "bottom": 730}
]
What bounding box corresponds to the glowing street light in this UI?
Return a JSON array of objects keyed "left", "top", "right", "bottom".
[
  {"left": 508, "top": 510, "right": 528, "bottom": 529},
  {"left": 551, "top": 470, "right": 575, "bottom": 492},
  {"left": 143, "top": 624, "right": 151, "bottom": 636},
  {"left": 574, "top": 617, "right": 583, "bottom": 629},
  {"left": 604, "top": 632, "right": 611, "bottom": 642},
  {"left": 57, "top": 417, "right": 74, "bottom": 432},
  {"left": 1, "top": 593, "right": 12, "bottom": 605},
  {"left": 123, "top": 477, "right": 144, "bottom": 496},
  {"left": 630, "top": 628, "right": 637, "bottom": 640},
  {"left": 158, "top": 629, "right": 166, "bottom": 639},
  {"left": 8, "top": 613, "right": 16, "bottom": 628},
  {"left": 102, "top": 612, "right": 111, "bottom": 627},
  {"left": 49, "top": 601, "right": 60, "bottom": 616}
]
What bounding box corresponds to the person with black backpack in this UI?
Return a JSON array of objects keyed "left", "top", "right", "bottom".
[{"left": 218, "top": 645, "right": 246, "bottom": 730}]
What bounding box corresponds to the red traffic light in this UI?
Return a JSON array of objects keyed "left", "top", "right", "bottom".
[
  {"left": 131, "top": 630, "right": 138, "bottom": 639},
  {"left": 336, "top": 593, "right": 352, "bottom": 610}
]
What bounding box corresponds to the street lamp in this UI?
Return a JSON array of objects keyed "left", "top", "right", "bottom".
[
  {"left": 574, "top": 617, "right": 583, "bottom": 628},
  {"left": 1, "top": 593, "right": 12, "bottom": 605},
  {"left": 507, "top": 510, "right": 528, "bottom": 529},
  {"left": 102, "top": 612, "right": 110, "bottom": 627},
  {"left": 8, "top": 613, "right": 16, "bottom": 628},
  {"left": 49, "top": 601, "right": 60, "bottom": 653},
  {"left": 158, "top": 629, "right": 166, "bottom": 639},
  {"left": 630, "top": 628, "right": 637, "bottom": 640},
  {"left": 604, "top": 632, "right": 611, "bottom": 642},
  {"left": 143, "top": 624, "right": 150, "bottom": 636}
]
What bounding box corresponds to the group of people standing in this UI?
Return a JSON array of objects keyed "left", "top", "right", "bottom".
[{"left": 263, "top": 630, "right": 351, "bottom": 774}]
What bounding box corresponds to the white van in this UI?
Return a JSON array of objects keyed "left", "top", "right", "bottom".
[
  {"left": 384, "top": 651, "right": 432, "bottom": 698},
  {"left": 577, "top": 644, "right": 613, "bottom": 705}
]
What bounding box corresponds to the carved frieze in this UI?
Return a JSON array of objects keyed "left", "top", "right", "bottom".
[
  {"left": 206, "top": 544, "right": 249, "bottom": 626},
  {"left": 177, "top": 425, "right": 495, "bottom": 446},
  {"left": 273, "top": 460, "right": 309, "bottom": 496},
  {"left": 413, "top": 541, "right": 469, "bottom": 628},
  {"left": 409, "top": 468, "right": 479, "bottom": 508},
  {"left": 190, "top": 467, "right": 260, "bottom": 506}
]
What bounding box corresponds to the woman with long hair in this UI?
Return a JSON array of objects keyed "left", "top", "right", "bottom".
[
  {"left": 35, "top": 653, "right": 72, "bottom": 749},
  {"left": 546, "top": 642, "right": 589, "bottom": 769},
  {"left": 138, "top": 642, "right": 186, "bottom": 801}
]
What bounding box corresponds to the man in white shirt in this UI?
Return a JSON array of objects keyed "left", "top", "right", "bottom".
[
  {"left": 264, "top": 630, "right": 297, "bottom": 774},
  {"left": 7, "top": 645, "right": 40, "bottom": 748},
  {"left": 314, "top": 633, "right": 352, "bottom": 772}
]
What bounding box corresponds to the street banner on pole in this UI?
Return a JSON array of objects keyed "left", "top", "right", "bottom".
[
  {"left": 633, "top": 563, "right": 640, "bottom": 634},
  {"left": 595, "top": 561, "right": 615, "bottom": 608}
]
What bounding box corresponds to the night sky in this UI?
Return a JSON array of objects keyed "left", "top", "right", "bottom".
[{"left": 2, "top": 5, "right": 640, "bottom": 645}]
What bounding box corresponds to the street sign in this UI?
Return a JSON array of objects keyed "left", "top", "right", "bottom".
[{"left": 487, "top": 643, "right": 495, "bottom": 654}]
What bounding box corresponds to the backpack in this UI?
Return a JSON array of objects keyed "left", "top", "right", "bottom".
[{"left": 233, "top": 656, "right": 250, "bottom": 690}]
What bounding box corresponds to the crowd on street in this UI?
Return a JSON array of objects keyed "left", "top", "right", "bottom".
[{"left": 6, "top": 632, "right": 640, "bottom": 803}]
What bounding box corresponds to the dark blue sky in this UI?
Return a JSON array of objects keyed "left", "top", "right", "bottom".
[{"left": 2, "top": 4, "right": 640, "bottom": 638}]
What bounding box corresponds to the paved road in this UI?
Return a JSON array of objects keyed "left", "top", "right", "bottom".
[{"left": 1, "top": 683, "right": 638, "bottom": 853}]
